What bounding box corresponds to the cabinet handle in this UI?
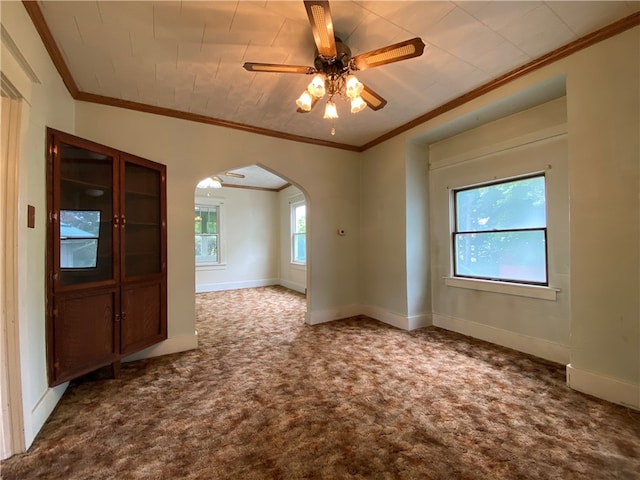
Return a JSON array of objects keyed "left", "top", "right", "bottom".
[
  {"left": 114, "top": 215, "right": 119, "bottom": 227},
  {"left": 114, "top": 313, "right": 121, "bottom": 322},
  {"left": 121, "top": 215, "right": 126, "bottom": 226}
]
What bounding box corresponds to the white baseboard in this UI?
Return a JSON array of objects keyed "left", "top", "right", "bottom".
[
  {"left": 196, "top": 278, "right": 279, "bottom": 293},
  {"left": 567, "top": 364, "right": 640, "bottom": 410},
  {"left": 123, "top": 333, "right": 199, "bottom": 362},
  {"left": 307, "top": 304, "right": 431, "bottom": 331},
  {"left": 308, "top": 305, "right": 362, "bottom": 325},
  {"left": 26, "top": 382, "right": 68, "bottom": 448},
  {"left": 278, "top": 279, "right": 306, "bottom": 294},
  {"left": 432, "top": 312, "right": 570, "bottom": 364},
  {"left": 361, "top": 305, "right": 431, "bottom": 331}
]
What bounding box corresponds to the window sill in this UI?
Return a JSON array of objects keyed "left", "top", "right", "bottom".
[
  {"left": 290, "top": 262, "right": 306, "bottom": 269},
  {"left": 196, "top": 263, "right": 226, "bottom": 271},
  {"left": 444, "top": 276, "right": 559, "bottom": 301}
]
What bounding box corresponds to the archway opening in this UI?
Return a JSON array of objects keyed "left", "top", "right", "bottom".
[{"left": 193, "top": 164, "right": 311, "bottom": 323}]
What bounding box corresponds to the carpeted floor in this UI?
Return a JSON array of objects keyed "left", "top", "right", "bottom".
[{"left": 2, "top": 286, "right": 639, "bottom": 479}]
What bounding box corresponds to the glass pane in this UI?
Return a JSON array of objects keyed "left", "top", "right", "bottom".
[
  {"left": 294, "top": 205, "right": 306, "bottom": 233},
  {"left": 60, "top": 210, "right": 100, "bottom": 268},
  {"left": 125, "top": 162, "right": 161, "bottom": 277},
  {"left": 58, "top": 143, "right": 114, "bottom": 286},
  {"left": 293, "top": 233, "right": 306, "bottom": 263},
  {"left": 195, "top": 207, "right": 202, "bottom": 234},
  {"left": 196, "top": 235, "right": 218, "bottom": 263},
  {"left": 456, "top": 176, "right": 546, "bottom": 232},
  {"left": 454, "top": 230, "right": 546, "bottom": 284}
]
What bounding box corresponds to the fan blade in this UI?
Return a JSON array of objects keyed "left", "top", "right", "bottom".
[
  {"left": 297, "top": 96, "right": 320, "bottom": 113},
  {"left": 304, "top": 1, "right": 337, "bottom": 58},
  {"left": 243, "top": 63, "right": 315, "bottom": 74},
  {"left": 360, "top": 84, "right": 387, "bottom": 111},
  {"left": 352, "top": 38, "right": 426, "bottom": 71}
]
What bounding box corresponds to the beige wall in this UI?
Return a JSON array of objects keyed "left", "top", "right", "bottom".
[
  {"left": 564, "top": 28, "right": 639, "bottom": 397},
  {"left": 195, "top": 187, "right": 280, "bottom": 292},
  {"left": 74, "top": 102, "right": 361, "bottom": 330},
  {"left": 428, "top": 98, "right": 570, "bottom": 363},
  {"left": 359, "top": 26, "right": 639, "bottom": 407}
]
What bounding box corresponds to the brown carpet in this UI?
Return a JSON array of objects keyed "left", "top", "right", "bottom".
[{"left": 2, "top": 286, "right": 639, "bottom": 479}]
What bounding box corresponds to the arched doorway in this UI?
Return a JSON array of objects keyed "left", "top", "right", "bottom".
[{"left": 193, "top": 165, "right": 310, "bottom": 319}]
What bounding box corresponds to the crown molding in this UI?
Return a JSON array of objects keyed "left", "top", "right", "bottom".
[{"left": 22, "top": 2, "right": 639, "bottom": 153}]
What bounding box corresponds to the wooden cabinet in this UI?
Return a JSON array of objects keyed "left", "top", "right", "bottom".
[{"left": 46, "top": 129, "right": 167, "bottom": 386}]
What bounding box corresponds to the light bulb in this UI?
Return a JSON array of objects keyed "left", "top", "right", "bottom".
[
  {"left": 308, "top": 74, "right": 326, "bottom": 98},
  {"left": 296, "top": 90, "right": 313, "bottom": 111},
  {"left": 345, "top": 75, "right": 363, "bottom": 99},
  {"left": 350, "top": 96, "right": 367, "bottom": 113},
  {"left": 323, "top": 100, "right": 339, "bottom": 119},
  {"left": 197, "top": 177, "right": 222, "bottom": 189}
]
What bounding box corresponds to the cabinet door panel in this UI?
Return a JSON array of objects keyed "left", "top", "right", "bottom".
[
  {"left": 121, "top": 282, "right": 165, "bottom": 355},
  {"left": 56, "top": 142, "right": 118, "bottom": 287},
  {"left": 123, "top": 161, "right": 163, "bottom": 278},
  {"left": 52, "top": 290, "right": 118, "bottom": 385}
]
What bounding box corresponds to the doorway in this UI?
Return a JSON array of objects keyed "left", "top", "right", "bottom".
[{"left": 193, "top": 165, "right": 309, "bottom": 312}]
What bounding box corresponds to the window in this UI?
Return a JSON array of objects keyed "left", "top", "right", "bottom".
[
  {"left": 195, "top": 205, "right": 219, "bottom": 264},
  {"left": 60, "top": 210, "right": 101, "bottom": 269},
  {"left": 453, "top": 174, "right": 547, "bottom": 285},
  {"left": 291, "top": 201, "right": 306, "bottom": 264}
]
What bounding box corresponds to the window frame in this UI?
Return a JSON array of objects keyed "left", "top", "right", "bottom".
[
  {"left": 291, "top": 199, "right": 306, "bottom": 265},
  {"left": 195, "top": 203, "right": 221, "bottom": 266},
  {"left": 451, "top": 173, "right": 549, "bottom": 286}
]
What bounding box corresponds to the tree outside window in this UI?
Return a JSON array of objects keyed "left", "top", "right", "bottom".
[{"left": 453, "top": 175, "right": 547, "bottom": 285}]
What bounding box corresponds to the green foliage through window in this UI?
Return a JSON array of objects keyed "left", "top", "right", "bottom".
[
  {"left": 453, "top": 175, "right": 547, "bottom": 285},
  {"left": 195, "top": 205, "right": 219, "bottom": 263}
]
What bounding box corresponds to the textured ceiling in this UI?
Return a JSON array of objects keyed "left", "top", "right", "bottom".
[{"left": 35, "top": 1, "right": 639, "bottom": 150}]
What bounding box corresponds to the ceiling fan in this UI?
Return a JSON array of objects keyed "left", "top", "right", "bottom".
[{"left": 243, "top": 0, "right": 426, "bottom": 133}]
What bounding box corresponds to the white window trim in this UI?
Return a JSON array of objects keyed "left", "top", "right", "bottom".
[
  {"left": 444, "top": 276, "right": 559, "bottom": 301},
  {"left": 290, "top": 199, "right": 306, "bottom": 265},
  {"left": 450, "top": 173, "right": 549, "bottom": 287}
]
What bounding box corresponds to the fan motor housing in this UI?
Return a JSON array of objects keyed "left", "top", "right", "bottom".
[{"left": 314, "top": 39, "right": 352, "bottom": 74}]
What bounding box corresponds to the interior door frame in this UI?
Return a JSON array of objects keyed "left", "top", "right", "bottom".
[{"left": 1, "top": 93, "right": 26, "bottom": 458}]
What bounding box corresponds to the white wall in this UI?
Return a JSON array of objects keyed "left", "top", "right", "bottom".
[
  {"left": 429, "top": 98, "right": 570, "bottom": 364},
  {"left": 1, "top": 1, "right": 76, "bottom": 449},
  {"left": 360, "top": 26, "right": 639, "bottom": 408},
  {"left": 194, "top": 184, "right": 308, "bottom": 295},
  {"left": 73, "top": 102, "right": 361, "bottom": 331},
  {"left": 195, "top": 187, "right": 279, "bottom": 292},
  {"left": 279, "top": 185, "right": 307, "bottom": 294},
  {"left": 564, "top": 28, "right": 639, "bottom": 408}
]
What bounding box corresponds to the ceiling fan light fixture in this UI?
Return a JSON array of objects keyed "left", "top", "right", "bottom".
[
  {"left": 296, "top": 90, "right": 313, "bottom": 111},
  {"left": 345, "top": 75, "right": 363, "bottom": 99},
  {"left": 197, "top": 176, "right": 223, "bottom": 189},
  {"left": 323, "top": 100, "right": 339, "bottom": 119},
  {"left": 350, "top": 95, "right": 367, "bottom": 114},
  {"left": 308, "top": 74, "right": 326, "bottom": 98}
]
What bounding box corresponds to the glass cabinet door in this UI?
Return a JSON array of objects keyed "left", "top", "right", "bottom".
[
  {"left": 123, "top": 159, "right": 163, "bottom": 278},
  {"left": 56, "top": 142, "right": 117, "bottom": 287}
]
